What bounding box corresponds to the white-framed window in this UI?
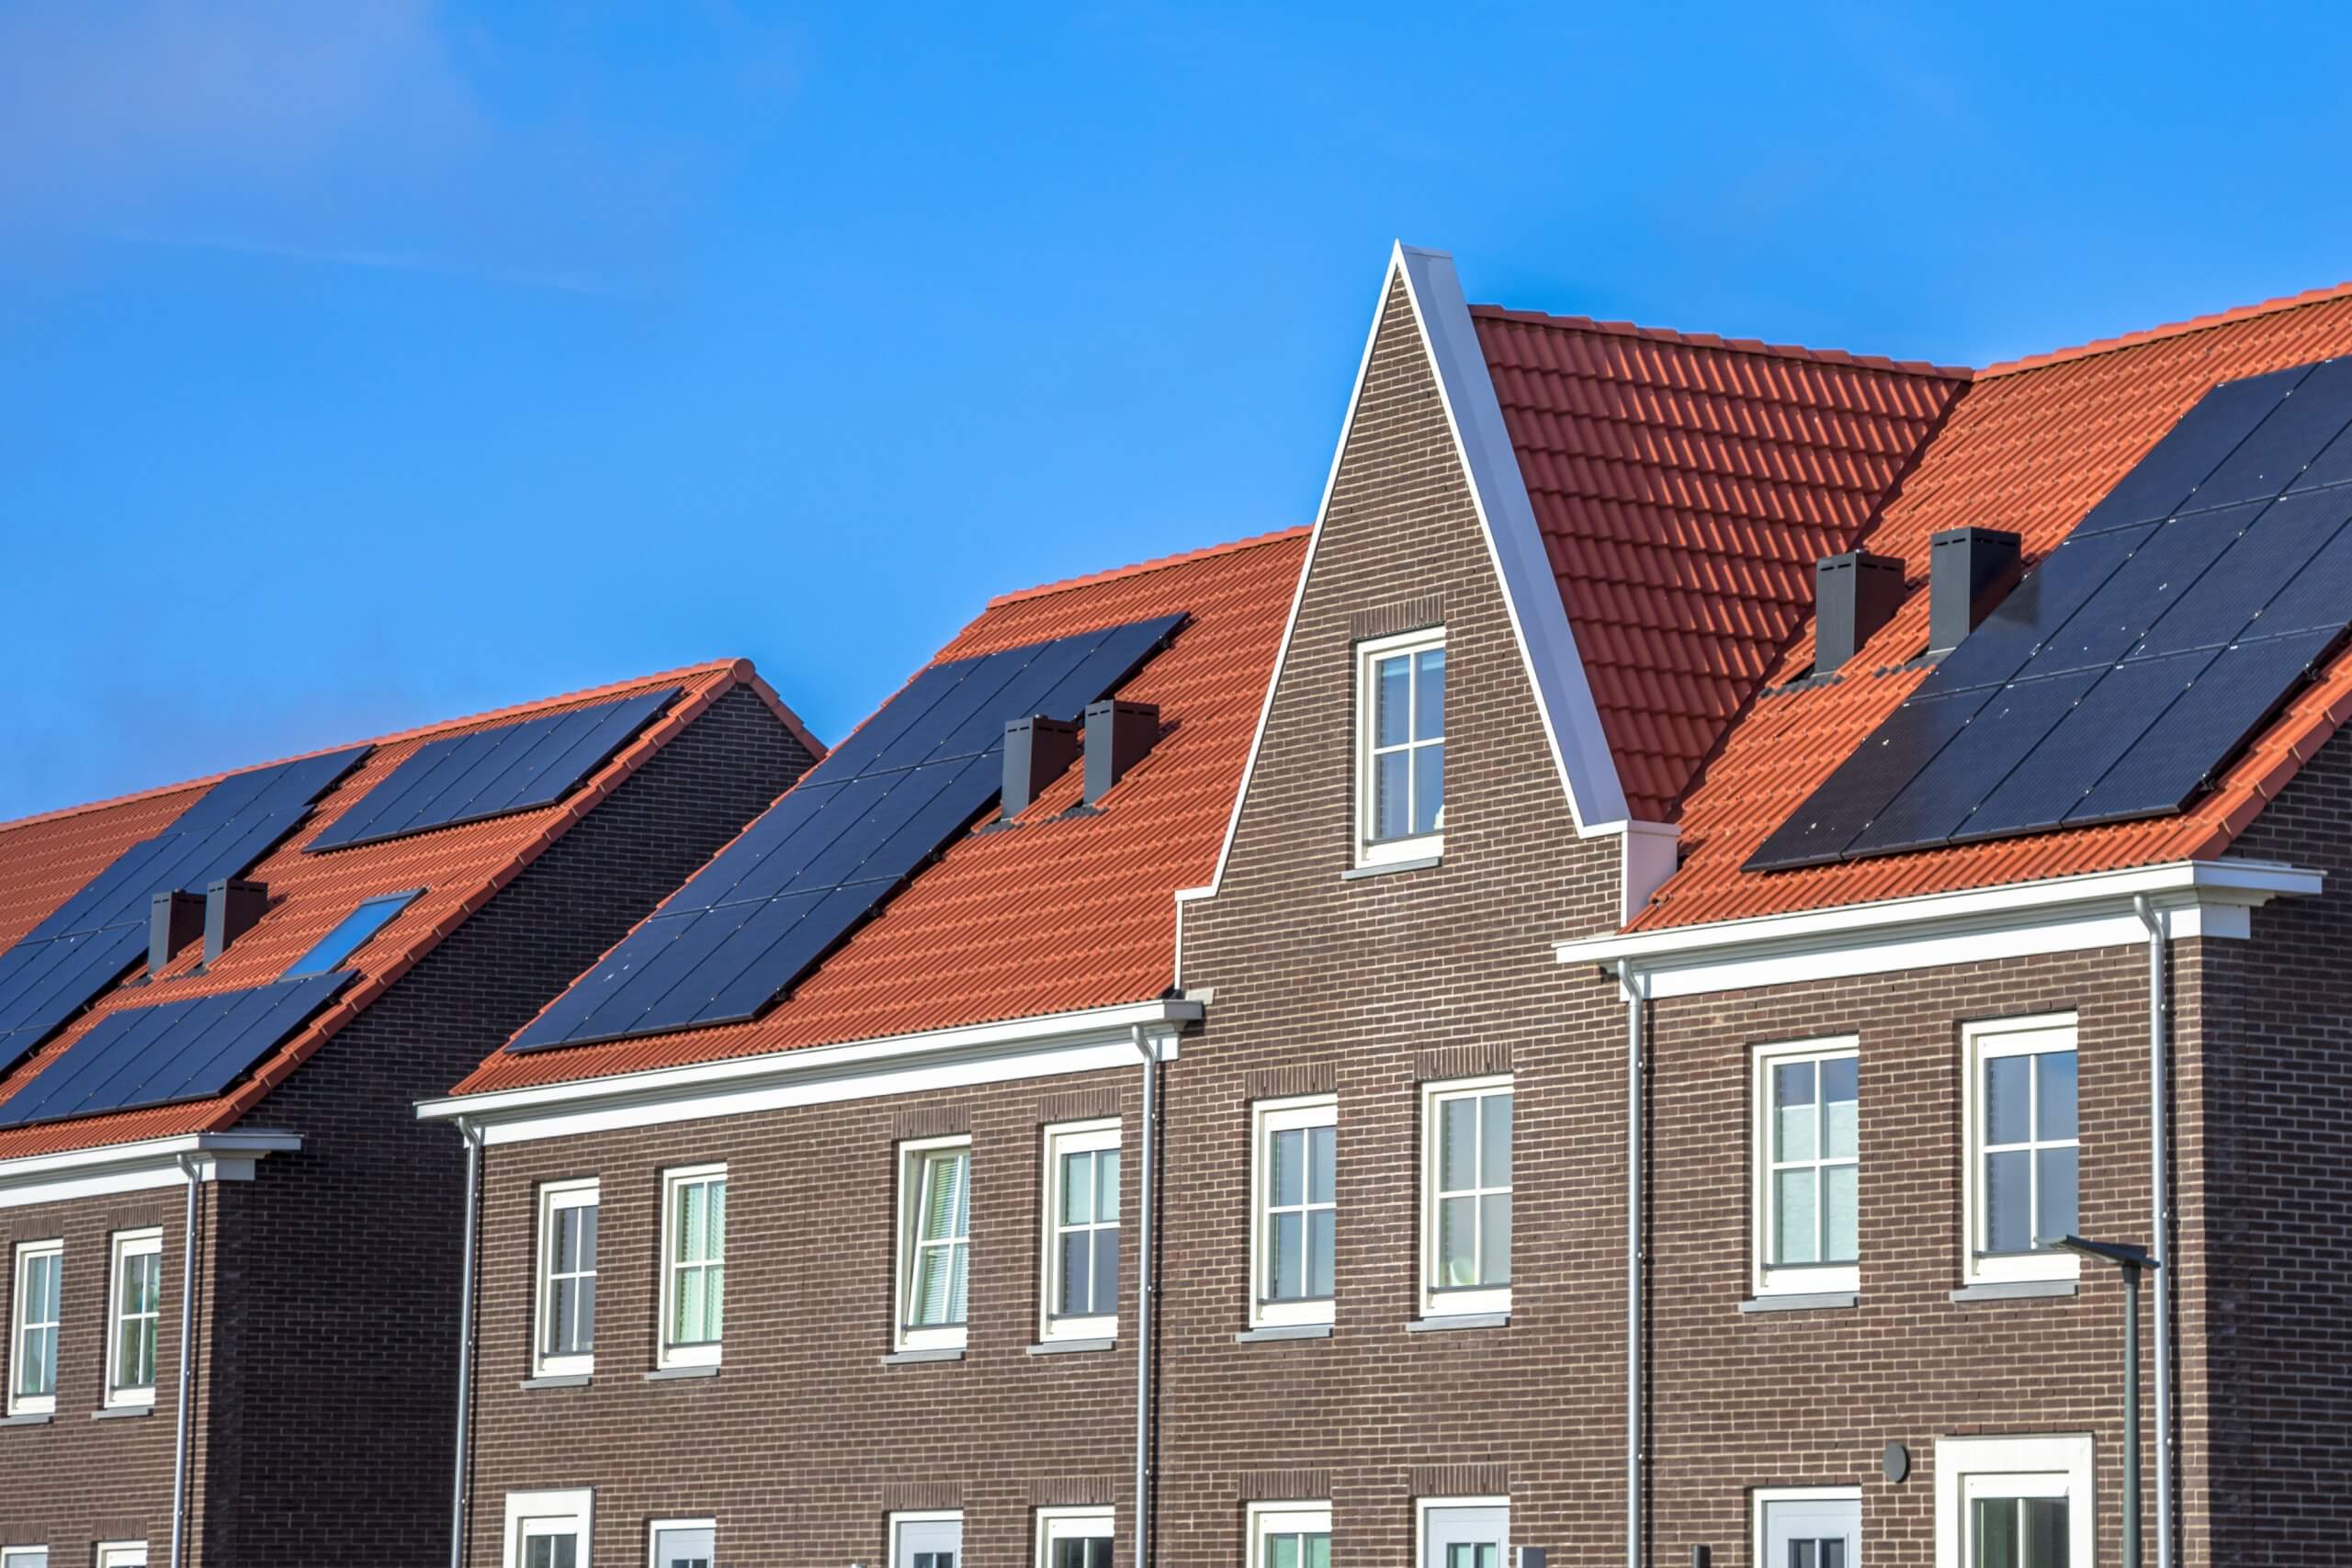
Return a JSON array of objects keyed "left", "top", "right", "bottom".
[
  {"left": 1961, "top": 1016, "right": 2080, "bottom": 1287},
  {"left": 503, "top": 1488, "right": 593, "bottom": 1568},
  {"left": 1934, "top": 1434, "right": 2092, "bottom": 1568},
  {"left": 1417, "top": 1497, "right": 1507, "bottom": 1568},
  {"left": 1035, "top": 1506, "right": 1114, "bottom": 1568},
  {"left": 1420, "top": 1076, "right": 1512, "bottom": 1317},
  {"left": 8, "top": 1240, "right": 61, "bottom": 1416},
  {"left": 1752, "top": 1038, "right": 1860, "bottom": 1297},
  {"left": 890, "top": 1510, "right": 962, "bottom": 1568},
  {"left": 93, "top": 1547, "right": 144, "bottom": 1568},
  {"left": 1250, "top": 1095, "right": 1336, "bottom": 1328},
  {"left": 1041, "top": 1120, "right": 1120, "bottom": 1342},
  {"left": 536, "top": 1179, "right": 599, "bottom": 1376},
  {"left": 659, "top": 1165, "right": 727, "bottom": 1369},
  {"left": 1354, "top": 626, "right": 1446, "bottom": 866},
  {"left": 1, "top": 1545, "right": 49, "bottom": 1568},
  {"left": 106, "top": 1229, "right": 163, "bottom": 1409},
  {"left": 647, "top": 1518, "right": 714, "bottom": 1568},
  {"left": 1754, "top": 1486, "right": 1860, "bottom": 1568},
  {"left": 1246, "top": 1502, "right": 1330, "bottom": 1568},
  {"left": 897, "top": 1136, "right": 971, "bottom": 1352}
]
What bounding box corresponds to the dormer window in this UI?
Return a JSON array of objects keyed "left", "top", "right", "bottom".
[{"left": 1355, "top": 627, "right": 1445, "bottom": 868}]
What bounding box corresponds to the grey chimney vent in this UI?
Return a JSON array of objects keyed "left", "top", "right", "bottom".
[
  {"left": 1813, "top": 550, "right": 1906, "bottom": 673},
  {"left": 1080, "top": 700, "right": 1161, "bottom": 809},
  {"left": 148, "top": 890, "right": 204, "bottom": 977},
  {"left": 203, "top": 878, "right": 268, "bottom": 967},
  {"left": 1928, "top": 526, "right": 2023, "bottom": 654},
  {"left": 996, "top": 716, "right": 1080, "bottom": 826}
]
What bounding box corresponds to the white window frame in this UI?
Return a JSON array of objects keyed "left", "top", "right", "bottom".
[
  {"left": 1245, "top": 1502, "right": 1330, "bottom": 1568},
  {"left": 659, "top": 1164, "right": 727, "bottom": 1370},
  {"left": 1960, "top": 1015, "right": 2081, "bottom": 1287},
  {"left": 1416, "top": 1495, "right": 1509, "bottom": 1568},
  {"left": 2, "top": 1546, "right": 49, "bottom": 1568},
  {"left": 1751, "top": 1485, "right": 1861, "bottom": 1568},
  {"left": 889, "top": 1510, "right": 963, "bottom": 1568},
  {"left": 93, "top": 1548, "right": 144, "bottom": 1568},
  {"left": 503, "top": 1489, "right": 592, "bottom": 1568},
  {"left": 1035, "top": 1506, "right": 1114, "bottom": 1568},
  {"left": 536, "top": 1179, "right": 600, "bottom": 1376},
  {"left": 105, "top": 1229, "right": 163, "bottom": 1409},
  {"left": 896, "top": 1135, "right": 972, "bottom": 1353},
  {"left": 1419, "top": 1075, "right": 1513, "bottom": 1318},
  {"left": 1039, "top": 1119, "right": 1121, "bottom": 1343},
  {"left": 1353, "top": 625, "right": 1447, "bottom": 867},
  {"left": 8, "top": 1239, "right": 61, "bottom": 1417},
  {"left": 1752, "top": 1036, "right": 1861, "bottom": 1297},
  {"left": 1933, "top": 1434, "right": 2094, "bottom": 1568},
  {"left": 1250, "top": 1094, "right": 1337, "bottom": 1329},
  {"left": 646, "top": 1517, "right": 715, "bottom": 1568}
]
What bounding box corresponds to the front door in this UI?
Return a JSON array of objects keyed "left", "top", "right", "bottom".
[{"left": 1760, "top": 1493, "right": 1860, "bottom": 1568}]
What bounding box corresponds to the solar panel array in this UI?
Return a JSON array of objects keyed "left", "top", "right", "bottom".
[
  {"left": 0, "top": 748, "right": 369, "bottom": 1077},
  {"left": 1750, "top": 357, "right": 2352, "bottom": 871},
  {"left": 308, "top": 688, "right": 678, "bottom": 852},
  {"left": 508, "top": 615, "right": 1185, "bottom": 1053},
  {"left": 0, "top": 971, "right": 356, "bottom": 1129}
]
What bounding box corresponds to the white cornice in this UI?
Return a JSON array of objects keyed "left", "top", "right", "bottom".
[
  {"left": 1556, "top": 859, "right": 2324, "bottom": 999},
  {"left": 416, "top": 998, "right": 1201, "bottom": 1146},
  {"left": 0, "top": 1130, "right": 303, "bottom": 1211}
]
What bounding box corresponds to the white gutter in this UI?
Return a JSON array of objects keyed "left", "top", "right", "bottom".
[
  {"left": 1132, "top": 1024, "right": 1159, "bottom": 1568},
  {"left": 0, "top": 1130, "right": 302, "bottom": 1212},
  {"left": 168, "top": 1155, "right": 200, "bottom": 1568},
  {"left": 449, "top": 1119, "right": 483, "bottom": 1568},
  {"left": 1616, "top": 961, "right": 1644, "bottom": 1568},
  {"left": 2132, "top": 895, "right": 2175, "bottom": 1568}
]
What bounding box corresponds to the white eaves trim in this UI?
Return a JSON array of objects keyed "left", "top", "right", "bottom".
[
  {"left": 417, "top": 998, "right": 1199, "bottom": 1146},
  {"left": 1557, "top": 858, "right": 2324, "bottom": 1000},
  {"left": 0, "top": 1129, "right": 303, "bottom": 1211}
]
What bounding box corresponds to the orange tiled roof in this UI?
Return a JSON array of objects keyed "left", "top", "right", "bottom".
[
  {"left": 1470, "top": 306, "right": 1970, "bottom": 820},
  {"left": 452, "top": 527, "right": 1309, "bottom": 1095},
  {"left": 0, "top": 660, "right": 805, "bottom": 1156},
  {"left": 1635, "top": 282, "right": 2352, "bottom": 930}
]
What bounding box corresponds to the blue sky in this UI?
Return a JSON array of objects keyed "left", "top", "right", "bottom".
[{"left": 6, "top": 1, "right": 2351, "bottom": 819}]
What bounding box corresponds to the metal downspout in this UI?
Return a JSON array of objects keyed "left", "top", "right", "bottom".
[
  {"left": 450, "top": 1120, "right": 484, "bottom": 1568},
  {"left": 2132, "top": 895, "right": 2173, "bottom": 1568},
  {"left": 1616, "top": 960, "right": 1644, "bottom": 1568},
  {"left": 1133, "top": 1024, "right": 1160, "bottom": 1568},
  {"left": 169, "top": 1155, "right": 199, "bottom": 1568}
]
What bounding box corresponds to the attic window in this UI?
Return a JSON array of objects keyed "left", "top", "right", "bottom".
[{"left": 285, "top": 889, "right": 422, "bottom": 978}]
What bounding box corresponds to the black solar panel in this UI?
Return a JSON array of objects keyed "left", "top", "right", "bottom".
[
  {"left": 308, "top": 688, "right": 678, "bottom": 852},
  {"left": 0, "top": 972, "right": 356, "bottom": 1129},
  {"left": 0, "top": 749, "right": 369, "bottom": 1077},
  {"left": 507, "top": 615, "right": 1184, "bottom": 1052},
  {"left": 1748, "top": 359, "right": 2352, "bottom": 871}
]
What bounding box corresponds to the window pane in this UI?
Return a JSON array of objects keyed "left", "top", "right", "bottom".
[
  {"left": 1440, "top": 1098, "right": 1477, "bottom": 1191},
  {"left": 1375, "top": 751, "right": 1411, "bottom": 840},
  {"left": 1774, "top": 1061, "right": 1817, "bottom": 1160},
  {"left": 1270, "top": 1213, "right": 1304, "bottom": 1299},
  {"left": 2037, "top": 1051, "right": 2078, "bottom": 1142},
  {"left": 678, "top": 1183, "right": 706, "bottom": 1263},
  {"left": 923, "top": 1156, "right": 967, "bottom": 1242},
  {"left": 1272, "top": 1129, "right": 1304, "bottom": 1208},
  {"left": 2037, "top": 1145, "right": 2079, "bottom": 1247},
  {"left": 1092, "top": 1226, "right": 1119, "bottom": 1314},
  {"left": 2024, "top": 1499, "right": 2068, "bottom": 1567},
  {"left": 1820, "top": 1056, "right": 1859, "bottom": 1159},
  {"left": 1306, "top": 1125, "right": 1335, "bottom": 1206},
  {"left": 1825, "top": 1162, "right": 1859, "bottom": 1263},
  {"left": 1822, "top": 1541, "right": 1845, "bottom": 1568},
  {"left": 18, "top": 1325, "right": 51, "bottom": 1396},
  {"left": 1267, "top": 1536, "right": 1298, "bottom": 1568},
  {"left": 1412, "top": 743, "right": 1444, "bottom": 836},
  {"left": 1791, "top": 1544, "right": 1815, "bottom": 1568},
  {"left": 945, "top": 1243, "right": 968, "bottom": 1324},
  {"left": 1305, "top": 1534, "right": 1330, "bottom": 1568},
  {"left": 1416, "top": 648, "right": 1445, "bottom": 739},
  {"left": 1985, "top": 1055, "right": 2031, "bottom": 1145},
  {"left": 35, "top": 1254, "right": 59, "bottom": 1317},
  {"left": 549, "top": 1280, "right": 577, "bottom": 1354},
  {"left": 1776, "top": 1168, "right": 1819, "bottom": 1265},
  {"left": 1481, "top": 1190, "right": 1511, "bottom": 1283},
  {"left": 1439, "top": 1195, "right": 1477, "bottom": 1286},
  {"left": 1062, "top": 1151, "right": 1093, "bottom": 1226},
  {"left": 1097, "top": 1150, "right": 1120, "bottom": 1220},
  {"left": 913, "top": 1247, "right": 950, "bottom": 1325},
  {"left": 553, "top": 1208, "right": 580, "bottom": 1274},
  {"left": 709, "top": 1180, "right": 727, "bottom": 1256},
  {"left": 1973, "top": 1498, "right": 2018, "bottom": 1568},
  {"left": 675, "top": 1267, "right": 708, "bottom": 1341},
  {"left": 1059, "top": 1232, "right": 1091, "bottom": 1316},
  {"left": 1986, "top": 1148, "right": 2032, "bottom": 1253},
  {"left": 1306, "top": 1209, "right": 1335, "bottom": 1298},
  {"left": 1377, "top": 655, "right": 1410, "bottom": 746},
  {"left": 1481, "top": 1093, "right": 1512, "bottom": 1187},
  {"left": 578, "top": 1274, "right": 596, "bottom": 1349}
]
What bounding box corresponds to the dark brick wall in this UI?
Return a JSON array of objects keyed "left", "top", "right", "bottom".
[
  {"left": 1163, "top": 272, "right": 1629, "bottom": 1566},
  {"left": 458, "top": 1067, "right": 1147, "bottom": 1567}
]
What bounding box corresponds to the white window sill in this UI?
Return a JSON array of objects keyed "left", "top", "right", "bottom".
[
  {"left": 520, "top": 1373, "right": 593, "bottom": 1390},
  {"left": 1028, "top": 1337, "right": 1117, "bottom": 1355},
  {"left": 883, "top": 1347, "right": 967, "bottom": 1365},
  {"left": 1740, "top": 1292, "right": 1860, "bottom": 1313},
  {"left": 1407, "top": 1313, "right": 1510, "bottom": 1333},
  {"left": 92, "top": 1404, "right": 154, "bottom": 1419},
  {"left": 644, "top": 1364, "right": 720, "bottom": 1382},
  {"left": 1235, "top": 1324, "right": 1332, "bottom": 1343},
  {"left": 1342, "top": 854, "right": 1442, "bottom": 881},
  {"left": 0, "top": 1413, "right": 51, "bottom": 1427},
  {"left": 1950, "top": 1280, "right": 2077, "bottom": 1303}
]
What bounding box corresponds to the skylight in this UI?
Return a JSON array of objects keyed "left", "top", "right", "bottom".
[{"left": 285, "top": 890, "right": 422, "bottom": 978}]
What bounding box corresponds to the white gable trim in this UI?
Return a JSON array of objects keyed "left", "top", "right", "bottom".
[{"left": 0, "top": 1130, "right": 303, "bottom": 1210}]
